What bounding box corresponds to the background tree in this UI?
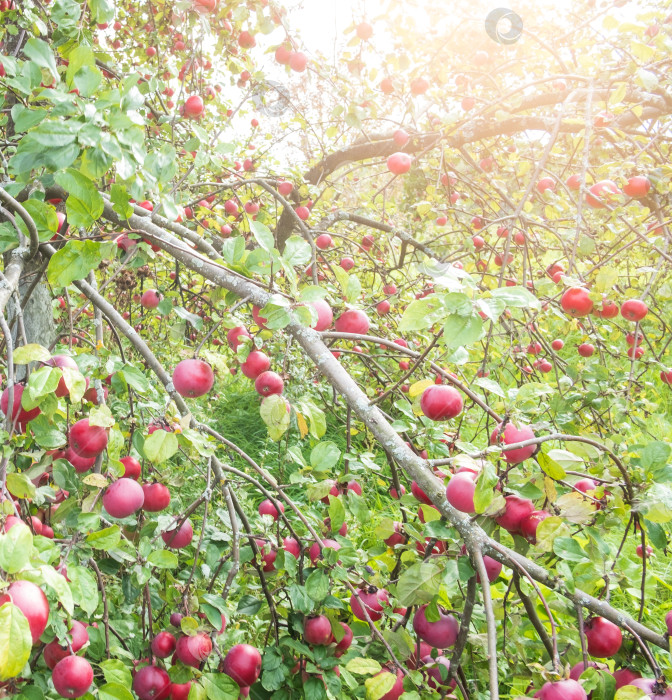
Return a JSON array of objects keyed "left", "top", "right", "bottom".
[{"left": 0, "top": 0, "right": 672, "bottom": 699}]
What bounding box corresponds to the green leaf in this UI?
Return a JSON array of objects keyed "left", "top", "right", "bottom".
[
  {"left": 310, "top": 441, "right": 341, "bottom": 471},
  {"left": 27, "top": 366, "right": 60, "bottom": 401},
  {"left": 365, "top": 671, "right": 396, "bottom": 700},
  {"left": 62, "top": 367, "right": 87, "bottom": 404},
  {"left": 305, "top": 570, "right": 329, "bottom": 602},
  {"left": 148, "top": 550, "right": 178, "bottom": 568},
  {"left": 442, "top": 313, "right": 483, "bottom": 350},
  {"left": 236, "top": 595, "right": 262, "bottom": 615},
  {"left": 615, "top": 686, "right": 648, "bottom": 700},
  {"left": 0, "top": 603, "right": 32, "bottom": 680},
  {"left": 143, "top": 430, "right": 179, "bottom": 464},
  {"left": 396, "top": 561, "right": 443, "bottom": 607},
  {"left": 553, "top": 536, "right": 589, "bottom": 562},
  {"left": 282, "top": 236, "right": 312, "bottom": 267},
  {"left": 174, "top": 306, "right": 203, "bottom": 331},
  {"left": 47, "top": 240, "right": 104, "bottom": 288},
  {"left": 250, "top": 220, "right": 275, "bottom": 252},
  {"left": 110, "top": 184, "right": 133, "bottom": 220},
  {"left": 65, "top": 45, "right": 96, "bottom": 84},
  {"left": 69, "top": 566, "right": 99, "bottom": 616},
  {"left": 345, "top": 657, "right": 382, "bottom": 675},
  {"left": 299, "top": 286, "right": 327, "bottom": 302},
  {"left": 86, "top": 526, "right": 122, "bottom": 549},
  {"left": 473, "top": 376, "right": 506, "bottom": 398},
  {"left": 347, "top": 492, "right": 370, "bottom": 524},
  {"left": 27, "top": 414, "right": 66, "bottom": 449},
  {"left": 119, "top": 364, "right": 150, "bottom": 393},
  {"left": 537, "top": 452, "right": 567, "bottom": 480},
  {"left": 534, "top": 516, "right": 570, "bottom": 555},
  {"left": 10, "top": 105, "right": 47, "bottom": 133},
  {"left": 98, "top": 683, "right": 134, "bottom": 700},
  {"left": 39, "top": 565, "right": 74, "bottom": 615},
  {"left": 260, "top": 394, "right": 290, "bottom": 441},
  {"left": 345, "top": 274, "right": 362, "bottom": 304},
  {"left": 54, "top": 168, "right": 104, "bottom": 228},
  {"left": 23, "top": 38, "right": 58, "bottom": 79},
  {"left": 398, "top": 296, "right": 445, "bottom": 332},
  {"left": 473, "top": 462, "right": 498, "bottom": 514},
  {"left": 12, "top": 342, "right": 51, "bottom": 364},
  {"left": 288, "top": 584, "right": 313, "bottom": 614},
  {"left": 100, "top": 659, "right": 132, "bottom": 687},
  {"left": 201, "top": 673, "right": 240, "bottom": 700},
  {"left": 6, "top": 473, "right": 36, "bottom": 500},
  {"left": 304, "top": 677, "right": 327, "bottom": 700},
  {"left": 73, "top": 65, "right": 102, "bottom": 98},
  {"left": 0, "top": 223, "right": 19, "bottom": 253},
  {"left": 490, "top": 285, "right": 541, "bottom": 310},
  {"left": 640, "top": 442, "right": 671, "bottom": 471},
  {"left": 0, "top": 523, "right": 32, "bottom": 574},
  {"left": 20, "top": 200, "right": 59, "bottom": 242},
  {"left": 87, "top": 0, "right": 115, "bottom": 23},
  {"left": 89, "top": 404, "right": 115, "bottom": 428},
  {"left": 328, "top": 496, "right": 346, "bottom": 534}
]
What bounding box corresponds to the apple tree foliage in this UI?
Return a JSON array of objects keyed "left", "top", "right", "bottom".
[{"left": 0, "top": 0, "right": 672, "bottom": 699}]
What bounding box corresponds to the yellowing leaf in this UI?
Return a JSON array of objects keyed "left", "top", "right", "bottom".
[
  {"left": 556, "top": 492, "right": 596, "bottom": 524},
  {"left": 296, "top": 411, "right": 309, "bottom": 439},
  {"left": 409, "top": 379, "right": 434, "bottom": 399}
]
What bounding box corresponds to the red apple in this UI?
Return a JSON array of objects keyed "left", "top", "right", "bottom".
[
  {"left": 420, "top": 385, "right": 463, "bottom": 421},
  {"left": 283, "top": 537, "right": 301, "bottom": 558},
  {"left": 254, "top": 371, "right": 284, "bottom": 397},
  {"left": 151, "top": 631, "right": 177, "bottom": 658},
  {"left": 258, "top": 499, "right": 284, "bottom": 520},
  {"left": 445, "top": 472, "right": 477, "bottom": 513},
  {"left": 227, "top": 326, "right": 251, "bottom": 350},
  {"left": 43, "top": 620, "right": 89, "bottom": 669},
  {"left": 51, "top": 655, "right": 93, "bottom": 698},
  {"left": 310, "top": 299, "right": 333, "bottom": 331},
  {"left": 132, "top": 665, "right": 171, "bottom": 700},
  {"left": 413, "top": 604, "right": 458, "bottom": 648},
  {"left": 0, "top": 580, "right": 49, "bottom": 643},
  {"left": 585, "top": 180, "right": 620, "bottom": 208},
  {"left": 221, "top": 644, "right": 262, "bottom": 687},
  {"left": 69, "top": 419, "right": 108, "bottom": 458},
  {"left": 489, "top": 422, "right": 536, "bottom": 464},
  {"left": 584, "top": 617, "right": 622, "bottom": 657},
  {"left": 621, "top": 299, "right": 648, "bottom": 322},
  {"left": 289, "top": 51, "right": 308, "bottom": 72},
  {"left": 172, "top": 359, "right": 214, "bottom": 398},
  {"left": 386, "top": 152, "right": 412, "bottom": 175},
  {"left": 623, "top": 176, "right": 650, "bottom": 198},
  {"left": 241, "top": 351, "right": 270, "bottom": 379},
  {"left": 141, "top": 290, "right": 161, "bottom": 309},
  {"left": 120, "top": 455, "right": 142, "bottom": 479},
  {"left": 494, "top": 495, "right": 535, "bottom": 534},
  {"left": 142, "top": 483, "right": 171, "bottom": 512},
  {"left": 183, "top": 95, "right": 204, "bottom": 118},
  {"left": 350, "top": 587, "right": 389, "bottom": 622},
  {"left": 162, "top": 520, "right": 193, "bottom": 548},
  {"left": 1, "top": 383, "right": 41, "bottom": 431},
  {"left": 561, "top": 288, "right": 593, "bottom": 317},
  {"left": 335, "top": 310, "right": 369, "bottom": 335},
  {"left": 304, "top": 615, "right": 332, "bottom": 645},
  {"left": 539, "top": 679, "right": 587, "bottom": 700},
  {"left": 103, "top": 478, "right": 145, "bottom": 518},
  {"left": 176, "top": 632, "right": 212, "bottom": 667}
]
